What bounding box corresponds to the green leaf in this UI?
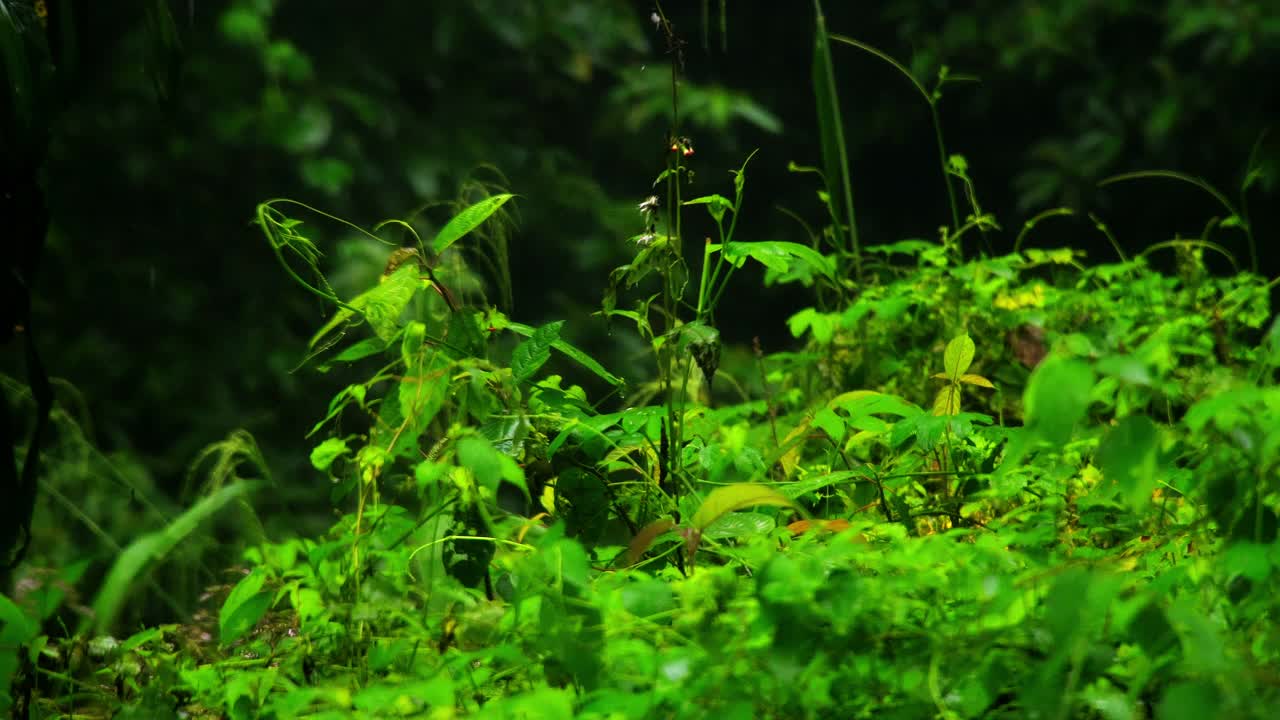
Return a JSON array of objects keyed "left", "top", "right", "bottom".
[
  {"left": 457, "top": 436, "right": 527, "bottom": 500},
  {"left": 1222, "top": 541, "right": 1273, "bottom": 583},
  {"left": 0, "top": 594, "right": 36, "bottom": 645},
  {"left": 1024, "top": 356, "right": 1095, "bottom": 446},
  {"left": 684, "top": 193, "right": 734, "bottom": 223},
  {"left": 778, "top": 469, "right": 867, "bottom": 499},
  {"left": 432, "top": 194, "right": 515, "bottom": 254},
  {"left": 812, "top": 407, "right": 845, "bottom": 441},
  {"left": 620, "top": 578, "right": 676, "bottom": 618},
  {"left": 932, "top": 385, "right": 961, "bottom": 416},
  {"left": 511, "top": 320, "right": 564, "bottom": 384},
  {"left": 506, "top": 320, "right": 624, "bottom": 388},
  {"left": 829, "top": 391, "right": 921, "bottom": 418},
  {"left": 309, "top": 437, "right": 348, "bottom": 471},
  {"left": 943, "top": 334, "right": 976, "bottom": 378},
  {"left": 1097, "top": 415, "right": 1159, "bottom": 511},
  {"left": 1156, "top": 682, "right": 1222, "bottom": 720},
  {"left": 309, "top": 264, "right": 420, "bottom": 349},
  {"left": 788, "top": 307, "right": 839, "bottom": 343},
  {"left": 691, "top": 483, "right": 795, "bottom": 531},
  {"left": 219, "top": 568, "right": 273, "bottom": 646},
  {"left": 703, "top": 511, "right": 776, "bottom": 540},
  {"left": 958, "top": 373, "right": 995, "bottom": 388},
  {"left": 399, "top": 342, "right": 452, "bottom": 441},
  {"left": 723, "top": 241, "right": 836, "bottom": 280}
]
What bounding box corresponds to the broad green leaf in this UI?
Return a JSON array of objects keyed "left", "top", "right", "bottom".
[
  {"left": 959, "top": 373, "right": 995, "bottom": 388},
  {"left": 1024, "top": 356, "right": 1095, "bottom": 446},
  {"left": 399, "top": 351, "right": 451, "bottom": 444},
  {"left": 932, "top": 385, "right": 961, "bottom": 416},
  {"left": 457, "top": 436, "right": 527, "bottom": 499},
  {"left": 1097, "top": 415, "right": 1159, "bottom": 511},
  {"left": 0, "top": 594, "right": 36, "bottom": 645},
  {"left": 86, "top": 481, "right": 260, "bottom": 634},
  {"left": 812, "top": 407, "right": 845, "bottom": 441},
  {"left": 511, "top": 320, "right": 564, "bottom": 384},
  {"left": 684, "top": 193, "right": 733, "bottom": 223},
  {"left": 309, "top": 437, "right": 348, "bottom": 471},
  {"left": 703, "top": 511, "right": 776, "bottom": 540},
  {"left": 219, "top": 568, "right": 273, "bottom": 646},
  {"left": 788, "top": 307, "right": 839, "bottom": 343},
  {"left": 943, "top": 334, "right": 975, "bottom": 378},
  {"left": 620, "top": 578, "right": 677, "bottom": 618},
  {"left": 1156, "top": 682, "right": 1222, "bottom": 720},
  {"left": 1222, "top": 541, "right": 1273, "bottom": 583},
  {"left": 309, "top": 264, "right": 420, "bottom": 349},
  {"left": 691, "top": 483, "right": 795, "bottom": 531},
  {"left": 829, "top": 391, "right": 921, "bottom": 418},
  {"left": 432, "top": 193, "right": 514, "bottom": 254},
  {"left": 722, "top": 241, "right": 836, "bottom": 281}
]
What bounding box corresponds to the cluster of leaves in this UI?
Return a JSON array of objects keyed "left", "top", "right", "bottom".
[{"left": 7, "top": 157, "right": 1278, "bottom": 718}]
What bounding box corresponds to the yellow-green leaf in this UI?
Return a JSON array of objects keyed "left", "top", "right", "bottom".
[
  {"left": 943, "top": 334, "right": 975, "bottom": 378},
  {"left": 959, "top": 373, "right": 995, "bottom": 388},
  {"left": 932, "top": 386, "right": 961, "bottom": 416},
  {"left": 432, "top": 194, "right": 515, "bottom": 254},
  {"left": 691, "top": 484, "right": 795, "bottom": 531}
]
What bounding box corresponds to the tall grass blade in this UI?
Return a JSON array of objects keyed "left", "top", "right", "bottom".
[
  {"left": 811, "top": 0, "right": 861, "bottom": 283},
  {"left": 84, "top": 480, "right": 261, "bottom": 635}
]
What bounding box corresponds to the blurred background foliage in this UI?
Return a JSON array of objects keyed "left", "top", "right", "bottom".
[{"left": 3, "top": 0, "right": 1277, "bottom": 615}]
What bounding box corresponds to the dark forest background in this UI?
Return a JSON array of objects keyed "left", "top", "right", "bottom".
[{"left": 4, "top": 0, "right": 1278, "bottom": 598}]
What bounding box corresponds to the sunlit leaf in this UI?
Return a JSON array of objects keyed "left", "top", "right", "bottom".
[
  {"left": 432, "top": 193, "right": 515, "bottom": 254},
  {"left": 309, "top": 437, "right": 348, "bottom": 471},
  {"left": 684, "top": 193, "right": 733, "bottom": 223},
  {"left": 309, "top": 264, "right": 420, "bottom": 349},
  {"left": 691, "top": 484, "right": 795, "bottom": 531},
  {"left": 219, "top": 568, "right": 272, "bottom": 646},
  {"left": 943, "top": 334, "right": 975, "bottom": 378},
  {"left": 932, "top": 385, "right": 961, "bottom": 416},
  {"left": 722, "top": 241, "right": 836, "bottom": 280},
  {"left": 959, "top": 373, "right": 995, "bottom": 388},
  {"left": 703, "top": 511, "right": 775, "bottom": 540}
]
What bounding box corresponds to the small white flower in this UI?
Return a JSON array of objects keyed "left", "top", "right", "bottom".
[
  {"left": 638, "top": 195, "right": 660, "bottom": 214},
  {"left": 635, "top": 233, "right": 656, "bottom": 248}
]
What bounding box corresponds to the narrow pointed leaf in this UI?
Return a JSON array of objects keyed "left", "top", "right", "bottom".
[
  {"left": 432, "top": 194, "right": 515, "bottom": 254},
  {"left": 511, "top": 321, "right": 563, "bottom": 384},
  {"left": 507, "top": 320, "right": 624, "bottom": 387}
]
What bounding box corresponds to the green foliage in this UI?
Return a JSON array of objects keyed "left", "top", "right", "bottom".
[{"left": 4, "top": 3, "right": 1280, "bottom": 719}]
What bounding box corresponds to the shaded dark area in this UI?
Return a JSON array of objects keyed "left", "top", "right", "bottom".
[{"left": 3, "top": 0, "right": 1277, "bottom": 592}]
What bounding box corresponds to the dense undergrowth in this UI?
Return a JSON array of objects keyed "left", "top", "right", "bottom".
[{"left": 4, "top": 3, "right": 1280, "bottom": 719}]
